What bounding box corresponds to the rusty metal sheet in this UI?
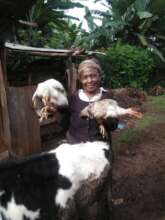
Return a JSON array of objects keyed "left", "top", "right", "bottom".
[{"left": 7, "top": 86, "right": 41, "bottom": 156}]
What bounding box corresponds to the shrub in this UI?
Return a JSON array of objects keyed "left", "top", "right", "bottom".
[{"left": 100, "top": 44, "right": 155, "bottom": 89}]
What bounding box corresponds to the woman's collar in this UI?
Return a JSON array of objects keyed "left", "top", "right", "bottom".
[{"left": 78, "top": 87, "right": 107, "bottom": 102}]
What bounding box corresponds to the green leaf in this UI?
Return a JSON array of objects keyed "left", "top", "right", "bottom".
[
  {"left": 46, "top": 1, "right": 84, "bottom": 10},
  {"left": 157, "top": 35, "right": 165, "bottom": 40},
  {"left": 112, "top": 0, "right": 134, "bottom": 16},
  {"left": 134, "top": 0, "right": 150, "bottom": 11},
  {"left": 137, "top": 34, "right": 148, "bottom": 46},
  {"left": 149, "top": 44, "right": 165, "bottom": 62},
  {"left": 137, "top": 11, "right": 152, "bottom": 19},
  {"left": 150, "top": 0, "right": 165, "bottom": 15},
  {"left": 84, "top": 7, "right": 97, "bottom": 32}
]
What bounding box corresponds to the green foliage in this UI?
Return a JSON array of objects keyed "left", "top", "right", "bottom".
[
  {"left": 46, "top": 22, "right": 81, "bottom": 49},
  {"left": 16, "top": 0, "right": 83, "bottom": 47},
  {"left": 103, "top": 44, "right": 155, "bottom": 89},
  {"left": 88, "top": 0, "right": 165, "bottom": 62}
]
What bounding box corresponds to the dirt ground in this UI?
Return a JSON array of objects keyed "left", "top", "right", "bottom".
[{"left": 111, "top": 109, "right": 165, "bottom": 220}]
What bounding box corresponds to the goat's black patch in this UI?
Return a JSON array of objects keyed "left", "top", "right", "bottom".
[
  {"left": 0, "top": 152, "right": 72, "bottom": 220},
  {"left": 103, "top": 148, "right": 111, "bottom": 162}
]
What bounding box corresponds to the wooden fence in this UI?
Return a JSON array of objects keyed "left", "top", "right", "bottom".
[{"left": 7, "top": 86, "right": 41, "bottom": 157}]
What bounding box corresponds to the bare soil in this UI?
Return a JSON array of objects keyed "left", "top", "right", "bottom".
[{"left": 111, "top": 109, "right": 165, "bottom": 220}]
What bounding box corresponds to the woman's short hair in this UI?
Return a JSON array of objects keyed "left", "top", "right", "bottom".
[{"left": 78, "top": 59, "right": 102, "bottom": 78}]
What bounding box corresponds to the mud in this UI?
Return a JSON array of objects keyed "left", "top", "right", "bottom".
[{"left": 112, "top": 123, "right": 165, "bottom": 220}]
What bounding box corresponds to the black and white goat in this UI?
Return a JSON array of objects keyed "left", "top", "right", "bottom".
[{"left": 0, "top": 141, "right": 111, "bottom": 220}]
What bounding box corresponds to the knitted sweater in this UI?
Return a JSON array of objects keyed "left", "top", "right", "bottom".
[{"left": 67, "top": 89, "right": 118, "bottom": 144}]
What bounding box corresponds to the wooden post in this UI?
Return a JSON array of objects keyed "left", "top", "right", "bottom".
[
  {"left": 65, "top": 57, "right": 78, "bottom": 95},
  {"left": 0, "top": 48, "right": 8, "bottom": 87},
  {"left": 0, "top": 49, "right": 11, "bottom": 159}
]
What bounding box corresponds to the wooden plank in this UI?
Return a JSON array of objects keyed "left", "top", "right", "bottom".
[
  {"left": 0, "top": 48, "right": 8, "bottom": 87},
  {"left": 66, "top": 58, "right": 78, "bottom": 95},
  {"left": 5, "top": 42, "right": 106, "bottom": 56},
  {"left": 0, "top": 150, "right": 9, "bottom": 160},
  {"left": 7, "top": 86, "right": 41, "bottom": 156},
  {"left": 0, "top": 56, "right": 11, "bottom": 154},
  {"left": 6, "top": 51, "right": 87, "bottom": 57}
]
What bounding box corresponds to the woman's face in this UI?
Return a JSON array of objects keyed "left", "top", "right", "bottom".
[{"left": 79, "top": 68, "right": 101, "bottom": 95}]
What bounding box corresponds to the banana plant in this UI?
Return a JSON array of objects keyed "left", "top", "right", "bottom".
[
  {"left": 117, "top": 0, "right": 165, "bottom": 61},
  {"left": 17, "top": 0, "right": 83, "bottom": 46},
  {"left": 75, "top": 6, "right": 114, "bottom": 50},
  {"left": 87, "top": 0, "right": 165, "bottom": 61}
]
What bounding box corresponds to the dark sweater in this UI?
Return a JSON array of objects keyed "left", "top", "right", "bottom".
[{"left": 67, "top": 90, "right": 118, "bottom": 144}]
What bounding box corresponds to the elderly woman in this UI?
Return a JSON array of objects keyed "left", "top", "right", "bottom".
[{"left": 66, "top": 59, "right": 118, "bottom": 145}]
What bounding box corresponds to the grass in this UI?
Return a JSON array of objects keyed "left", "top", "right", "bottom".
[
  {"left": 145, "top": 94, "right": 165, "bottom": 110},
  {"left": 113, "top": 94, "right": 165, "bottom": 153}
]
